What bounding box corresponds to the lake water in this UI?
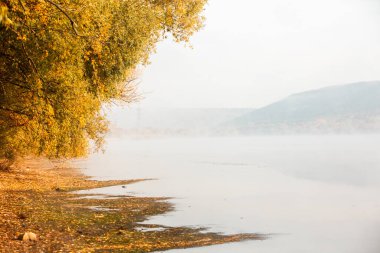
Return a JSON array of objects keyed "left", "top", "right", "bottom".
[{"left": 77, "top": 135, "right": 380, "bottom": 253}]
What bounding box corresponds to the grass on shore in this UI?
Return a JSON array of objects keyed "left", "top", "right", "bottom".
[{"left": 0, "top": 158, "right": 265, "bottom": 252}]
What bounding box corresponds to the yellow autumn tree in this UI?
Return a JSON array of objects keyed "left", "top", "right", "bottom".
[{"left": 0, "top": 0, "right": 207, "bottom": 160}]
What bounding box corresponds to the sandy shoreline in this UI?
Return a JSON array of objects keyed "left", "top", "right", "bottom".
[{"left": 0, "top": 158, "right": 264, "bottom": 252}]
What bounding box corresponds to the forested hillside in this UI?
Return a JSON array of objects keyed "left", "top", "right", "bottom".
[{"left": 228, "top": 81, "right": 380, "bottom": 133}]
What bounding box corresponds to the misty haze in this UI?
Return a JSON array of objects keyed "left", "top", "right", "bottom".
[
  {"left": 1, "top": 0, "right": 380, "bottom": 252},
  {"left": 82, "top": 0, "right": 380, "bottom": 251},
  {"left": 80, "top": 80, "right": 380, "bottom": 253}
]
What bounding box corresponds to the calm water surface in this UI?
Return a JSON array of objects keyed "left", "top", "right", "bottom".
[{"left": 77, "top": 135, "right": 380, "bottom": 253}]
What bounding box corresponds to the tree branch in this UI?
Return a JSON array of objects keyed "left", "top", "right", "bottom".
[
  {"left": 43, "top": 0, "right": 87, "bottom": 37},
  {"left": 0, "top": 106, "right": 33, "bottom": 118}
]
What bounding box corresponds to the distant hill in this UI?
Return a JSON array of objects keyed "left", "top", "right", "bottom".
[
  {"left": 109, "top": 81, "right": 380, "bottom": 137},
  {"left": 227, "top": 81, "right": 380, "bottom": 134},
  {"left": 108, "top": 108, "right": 251, "bottom": 137}
]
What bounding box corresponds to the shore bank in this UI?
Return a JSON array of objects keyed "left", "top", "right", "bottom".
[{"left": 0, "top": 158, "right": 264, "bottom": 252}]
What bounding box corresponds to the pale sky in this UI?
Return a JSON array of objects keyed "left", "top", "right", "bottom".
[{"left": 136, "top": 0, "right": 380, "bottom": 108}]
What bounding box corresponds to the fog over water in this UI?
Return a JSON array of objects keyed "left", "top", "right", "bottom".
[
  {"left": 78, "top": 135, "right": 380, "bottom": 253},
  {"left": 78, "top": 0, "right": 380, "bottom": 252}
]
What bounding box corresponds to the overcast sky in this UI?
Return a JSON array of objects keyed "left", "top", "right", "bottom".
[{"left": 134, "top": 0, "right": 380, "bottom": 109}]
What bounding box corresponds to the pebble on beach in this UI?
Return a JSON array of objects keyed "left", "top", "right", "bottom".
[{"left": 20, "top": 232, "right": 38, "bottom": 241}]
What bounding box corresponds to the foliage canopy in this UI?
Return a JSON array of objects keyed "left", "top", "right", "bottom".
[{"left": 0, "top": 0, "right": 206, "bottom": 159}]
